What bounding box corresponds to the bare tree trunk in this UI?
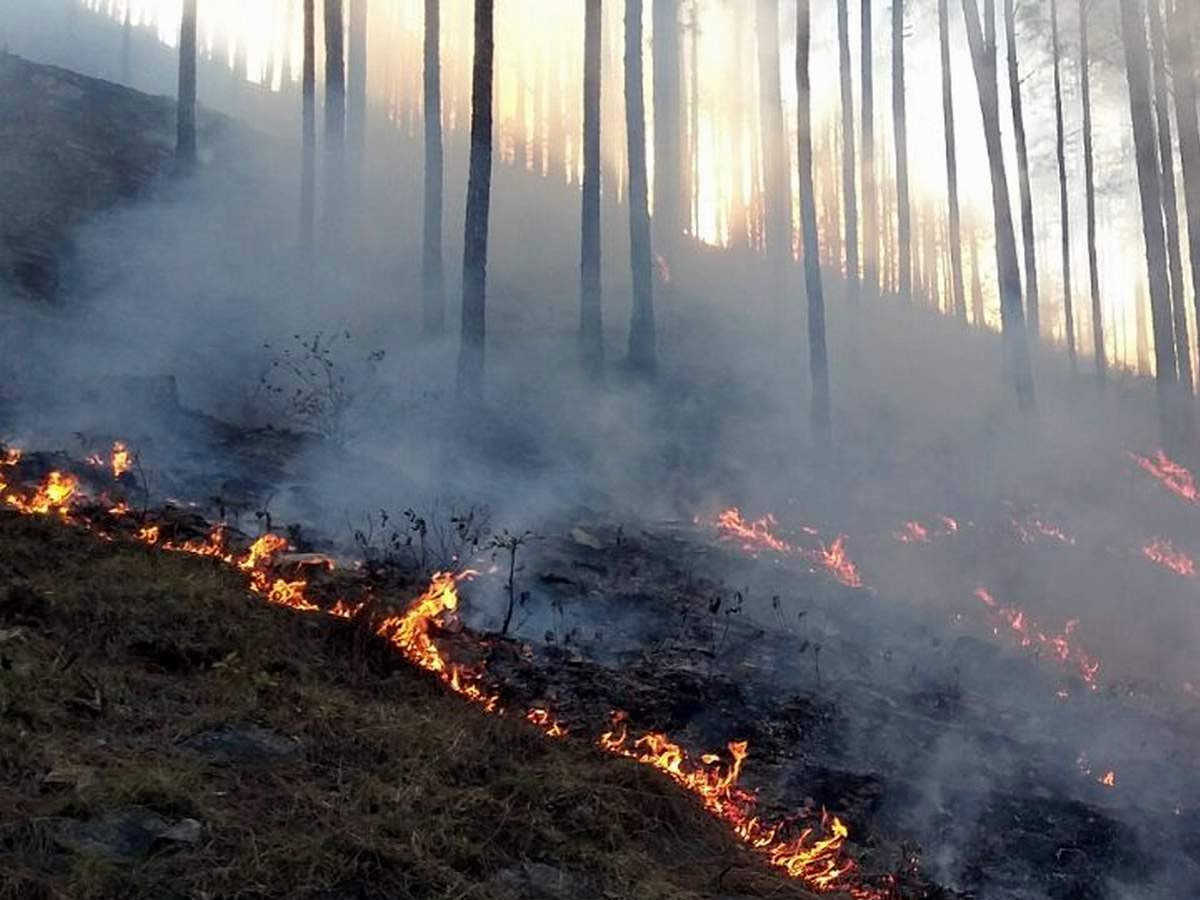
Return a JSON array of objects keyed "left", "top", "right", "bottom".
[
  {"left": 422, "top": 0, "right": 444, "bottom": 335},
  {"left": 861, "top": 0, "right": 877, "bottom": 297},
  {"left": 1148, "top": 0, "right": 1193, "bottom": 390},
  {"left": 688, "top": 3, "right": 700, "bottom": 239},
  {"left": 457, "top": 0, "right": 495, "bottom": 399},
  {"left": 1080, "top": 0, "right": 1105, "bottom": 380},
  {"left": 653, "top": 0, "right": 682, "bottom": 262},
  {"left": 1004, "top": 0, "right": 1039, "bottom": 338},
  {"left": 626, "top": 0, "right": 657, "bottom": 373},
  {"left": 1120, "top": 0, "right": 1191, "bottom": 446},
  {"left": 970, "top": 222, "right": 986, "bottom": 327},
  {"left": 1051, "top": 0, "right": 1076, "bottom": 368},
  {"left": 1169, "top": 0, "right": 1200, "bottom": 381},
  {"left": 837, "top": 0, "right": 859, "bottom": 299},
  {"left": 1137, "top": 280, "right": 1151, "bottom": 375},
  {"left": 892, "top": 0, "right": 911, "bottom": 299},
  {"left": 175, "top": 0, "right": 198, "bottom": 173},
  {"left": 962, "top": 0, "right": 1035, "bottom": 410},
  {"left": 121, "top": 4, "right": 132, "bottom": 85},
  {"left": 348, "top": 0, "right": 369, "bottom": 190},
  {"left": 301, "top": 0, "right": 315, "bottom": 250},
  {"left": 324, "top": 0, "right": 347, "bottom": 239},
  {"left": 757, "top": 0, "right": 792, "bottom": 274},
  {"left": 797, "top": 0, "right": 831, "bottom": 442},
  {"left": 580, "top": 0, "right": 604, "bottom": 376},
  {"left": 940, "top": 0, "right": 967, "bottom": 319}
]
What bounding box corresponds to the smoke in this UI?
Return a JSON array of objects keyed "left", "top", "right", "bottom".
[{"left": 1, "top": 3, "right": 1199, "bottom": 896}]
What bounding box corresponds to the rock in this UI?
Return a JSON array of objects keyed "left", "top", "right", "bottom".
[
  {"left": 569, "top": 527, "right": 605, "bottom": 550},
  {"left": 491, "top": 862, "right": 591, "bottom": 899},
  {"left": 181, "top": 723, "right": 299, "bottom": 765},
  {"left": 52, "top": 808, "right": 201, "bottom": 861},
  {"left": 41, "top": 764, "right": 96, "bottom": 793}
]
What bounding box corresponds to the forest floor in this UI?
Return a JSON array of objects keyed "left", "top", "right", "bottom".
[{"left": 0, "top": 507, "right": 843, "bottom": 900}]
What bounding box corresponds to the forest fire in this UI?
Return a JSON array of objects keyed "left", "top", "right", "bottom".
[
  {"left": 973, "top": 588, "right": 1101, "bottom": 686},
  {"left": 707, "top": 507, "right": 863, "bottom": 587},
  {"left": 894, "top": 516, "right": 959, "bottom": 544},
  {"left": 598, "top": 716, "right": 883, "bottom": 896},
  {"left": 3, "top": 470, "right": 79, "bottom": 517},
  {"left": 1129, "top": 450, "right": 1200, "bottom": 504},
  {"left": 1142, "top": 539, "right": 1197, "bottom": 578},
  {"left": 1010, "top": 516, "right": 1076, "bottom": 545},
  {"left": 0, "top": 456, "right": 889, "bottom": 897}
]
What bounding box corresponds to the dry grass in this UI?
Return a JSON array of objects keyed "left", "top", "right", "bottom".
[{"left": 0, "top": 510, "right": 823, "bottom": 900}]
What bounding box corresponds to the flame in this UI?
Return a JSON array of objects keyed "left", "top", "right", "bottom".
[
  {"left": 895, "top": 521, "right": 929, "bottom": 543},
  {"left": 4, "top": 471, "right": 79, "bottom": 517},
  {"left": 707, "top": 508, "right": 863, "bottom": 588},
  {"left": 973, "top": 588, "right": 1100, "bottom": 686},
  {"left": 1, "top": 466, "right": 887, "bottom": 896},
  {"left": 1129, "top": 450, "right": 1200, "bottom": 504},
  {"left": 111, "top": 442, "right": 133, "bottom": 478},
  {"left": 816, "top": 535, "right": 863, "bottom": 588},
  {"left": 597, "top": 717, "right": 882, "bottom": 895},
  {"left": 710, "top": 507, "right": 794, "bottom": 554},
  {"left": 1010, "top": 515, "right": 1076, "bottom": 545},
  {"left": 1099, "top": 770, "right": 1116, "bottom": 787},
  {"left": 526, "top": 708, "right": 568, "bottom": 738},
  {"left": 1142, "top": 538, "right": 1197, "bottom": 578},
  {"left": 1, "top": 447, "right": 21, "bottom": 467}
]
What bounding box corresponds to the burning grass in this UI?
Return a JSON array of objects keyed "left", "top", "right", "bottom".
[{"left": 0, "top": 510, "right": 858, "bottom": 900}]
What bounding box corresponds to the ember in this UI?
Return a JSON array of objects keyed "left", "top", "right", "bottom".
[
  {"left": 1143, "top": 538, "right": 1197, "bottom": 578},
  {"left": 893, "top": 516, "right": 959, "bottom": 544}
]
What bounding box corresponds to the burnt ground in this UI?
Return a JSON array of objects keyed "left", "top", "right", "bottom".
[
  {"left": 0, "top": 505, "right": 851, "bottom": 900},
  {"left": 5, "top": 438, "right": 1199, "bottom": 898},
  {"left": 458, "top": 519, "right": 1200, "bottom": 900}
]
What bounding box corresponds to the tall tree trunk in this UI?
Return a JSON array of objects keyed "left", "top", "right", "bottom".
[
  {"left": 324, "top": 0, "right": 347, "bottom": 239},
  {"left": 301, "top": 0, "right": 316, "bottom": 250},
  {"left": 837, "top": 0, "right": 859, "bottom": 299},
  {"left": 797, "top": 0, "right": 831, "bottom": 441},
  {"left": 1080, "top": 0, "right": 1105, "bottom": 379},
  {"left": 626, "top": 0, "right": 657, "bottom": 372},
  {"left": 861, "top": 0, "right": 877, "bottom": 297},
  {"left": 121, "top": 4, "right": 132, "bottom": 85},
  {"left": 940, "top": 0, "right": 967, "bottom": 319},
  {"left": 892, "top": 0, "right": 911, "bottom": 298},
  {"left": 457, "top": 0, "right": 495, "bottom": 398},
  {"left": 1004, "top": 0, "right": 1039, "bottom": 338},
  {"left": 175, "top": 0, "right": 198, "bottom": 173},
  {"left": 961, "top": 0, "right": 1035, "bottom": 410},
  {"left": 688, "top": 2, "right": 700, "bottom": 239},
  {"left": 1169, "top": 0, "right": 1200, "bottom": 381},
  {"left": 970, "top": 223, "right": 986, "bottom": 327},
  {"left": 1120, "top": 0, "right": 1190, "bottom": 445},
  {"left": 653, "top": 0, "right": 682, "bottom": 261},
  {"left": 757, "top": 0, "right": 792, "bottom": 271},
  {"left": 1051, "top": 0, "right": 1076, "bottom": 368},
  {"left": 1148, "top": 0, "right": 1193, "bottom": 390},
  {"left": 1137, "top": 281, "right": 1151, "bottom": 375},
  {"left": 422, "top": 0, "right": 444, "bottom": 335},
  {"left": 348, "top": 0, "right": 369, "bottom": 189},
  {"left": 580, "top": 0, "right": 604, "bottom": 376}
]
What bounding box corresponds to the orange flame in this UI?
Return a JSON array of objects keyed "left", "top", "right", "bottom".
[
  {"left": 974, "top": 588, "right": 1100, "bottom": 686},
  {"left": 1129, "top": 450, "right": 1200, "bottom": 504},
  {"left": 1142, "top": 538, "right": 1197, "bottom": 578},
  {"left": 1099, "top": 770, "right": 1116, "bottom": 788},
  {"left": 111, "top": 442, "right": 133, "bottom": 478},
  {"left": 4, "top": 471, "right": 78, "bottom": 518},
  {"left": 707, "top": 508, "right": 864, "bottom": 588},
  {"left": 0, "top": 469, "right": 886, "bottom": 897},
  {"left": 895, "top": 521, "right": 929, "bottom": 543}
]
